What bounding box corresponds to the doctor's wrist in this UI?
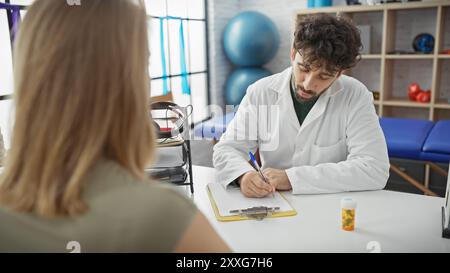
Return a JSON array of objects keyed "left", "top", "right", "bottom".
[
  {"left": 235, "top": 171, "right": 252, "bottom": 187},
  {"left": 235, "top": 173, "right": 246, "bottom": 186}
]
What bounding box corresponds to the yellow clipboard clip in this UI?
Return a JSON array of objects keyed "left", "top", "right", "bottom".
[{"left": 229, "top": 206, "right": 280, "bottom": 221}]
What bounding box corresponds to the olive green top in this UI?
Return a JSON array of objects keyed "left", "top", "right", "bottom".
[
  {"left": 0, "top": 159, "right": 197, "bottom": 253},
  {"left": 290, "top": 77, "right": 320, "bottom": 126}
]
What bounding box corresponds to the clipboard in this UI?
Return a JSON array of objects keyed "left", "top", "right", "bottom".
[{"left": 207, "top": 183, "right": 297, "bottom": 222}]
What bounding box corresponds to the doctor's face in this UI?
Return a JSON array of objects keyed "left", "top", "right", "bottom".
[{"left": 291, "top": 50, "right": 341, "bottom": 102}]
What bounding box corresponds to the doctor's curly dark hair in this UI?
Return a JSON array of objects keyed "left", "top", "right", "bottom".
[{"left": 293, "top": 13, "right": 362, "bottom": 74}]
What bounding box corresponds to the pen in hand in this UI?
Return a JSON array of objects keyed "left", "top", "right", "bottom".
[{"left": 248, "top": 152, "right": 275, "bottom": 198}]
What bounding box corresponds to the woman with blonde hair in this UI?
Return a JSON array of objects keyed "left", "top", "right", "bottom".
[{"left": 0, "top": 0, "right": 229, "bottom": 253}]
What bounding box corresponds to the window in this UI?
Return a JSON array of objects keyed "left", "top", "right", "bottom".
[
  {"left": 145, "top": 0, "right": 209, "bottom": 123},
  {"left": 0, "top": 0, "right": 209, "bottom": 149},
  {"left": 0, "top": 0, "right": 30, "bottom": 149}
]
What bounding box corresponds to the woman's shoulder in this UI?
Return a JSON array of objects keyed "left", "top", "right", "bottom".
[
  {"left": 84, "top": 158, "right": 196, "bottom": 213},
  {"left": 76, "top": 159, "right": 199, "bottom": 251}
]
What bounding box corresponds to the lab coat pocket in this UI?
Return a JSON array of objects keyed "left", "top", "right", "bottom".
[{"left": 310, "top": 138, "right": 347, "bottom": 165}]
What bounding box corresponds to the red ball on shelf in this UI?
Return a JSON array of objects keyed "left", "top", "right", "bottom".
[
  {"left": 416, "top": 90, "right": 431, "bottom": 103},
  {"left": 408, "top": 82, "right": 421, "bottom": 101}
]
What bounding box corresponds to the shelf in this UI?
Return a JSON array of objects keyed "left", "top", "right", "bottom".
[
  {"left": 361, "top": 54, "right": 382, "bottom": 59},
  {"left": 435, "top": 102, "right": 450, "bottom": 109},
  {"left": 296, "top": 1, "right": 450, "bottom": 15},
  {"left": 374, "top": 100, "right": 380, "bottom": 105},
  {"left": 298, "top": 5, "right": 384, "bottom": 14},
  {"left": 436, "top": 59, "right": 450, "bottom": 107},
  {"left": 385, "top": 54, "right": 435, "bottom": 59},
  {"left": 439, "top": 55, "right": 450, "bottom": 59},
  {"left": 383, "top": 100, "right": 431, "bottom": 108},
  {"left": 383, "top": 59, "right": 434, "bottom": 104},
  {"left": 383, "top": 105, "right": 430, "bottom": 120}
]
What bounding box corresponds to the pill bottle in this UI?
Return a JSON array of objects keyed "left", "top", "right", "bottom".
[{"left": 341, "top": 197, "right": 357, "bottom": 231}]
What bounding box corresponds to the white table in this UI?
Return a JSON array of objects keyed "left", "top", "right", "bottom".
[{"left": 187, "top": 165, "right": 450, "bottom": 253}]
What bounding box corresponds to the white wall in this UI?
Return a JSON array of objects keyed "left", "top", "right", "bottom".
[{"left": 207, "top": 0, "right": 240, "bottom": 109}]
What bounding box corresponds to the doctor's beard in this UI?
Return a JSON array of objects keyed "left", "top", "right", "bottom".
[
  {"left": 291, "top": 75, "right": 335, "bottom": 103},
  {"left": 294, "top": 85, "right": 320, "bottom": 103}
]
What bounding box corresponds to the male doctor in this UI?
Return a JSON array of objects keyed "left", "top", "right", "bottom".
[{"left": 213, "top": 14, "right": 390, "bottom": 197}]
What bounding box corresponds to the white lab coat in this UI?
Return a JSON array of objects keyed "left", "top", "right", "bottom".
[
  {"left": 0, "top": 127, "right": 4, "bottom": 162},
  {"left": 213, "top": 67, "right": 390, "bottom": 194}
]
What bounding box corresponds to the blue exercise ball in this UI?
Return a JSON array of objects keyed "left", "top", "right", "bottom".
[
  {"left": 225, "top": 67, "right": 271, "bottom": 106},
  {"left": 413, "top": 33, "right": 435, "bottom": 54},
  {"left": 223, "top": 11, "right": 280, "bottom": 67}
]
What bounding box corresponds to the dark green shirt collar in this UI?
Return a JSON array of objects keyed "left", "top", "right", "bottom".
[{"left": 290, "top": 74, "right": 320, "bottom": 126}]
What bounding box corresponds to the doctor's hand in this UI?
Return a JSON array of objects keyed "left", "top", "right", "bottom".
[
  {"left": 262, "top": 168, "right": 292, "bottom": 191},
  {"left": 238, "top": 171, "right": 275, "bottom": 198}
]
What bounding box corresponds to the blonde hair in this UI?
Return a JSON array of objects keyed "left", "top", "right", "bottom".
[{"left": 0, "top": 0, "right": 155, "bottom": 217}]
